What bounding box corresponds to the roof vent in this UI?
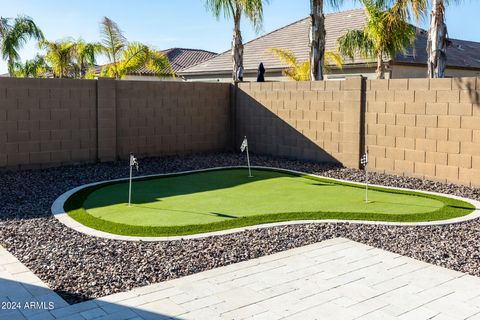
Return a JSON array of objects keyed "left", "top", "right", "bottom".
[{"left": 457, "top": 44, "right": 465, "bottom": 51}]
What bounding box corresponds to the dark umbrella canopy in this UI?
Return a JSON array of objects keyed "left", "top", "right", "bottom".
[{"left": 257, "top": 62, "right": 265, "bottom": 82}]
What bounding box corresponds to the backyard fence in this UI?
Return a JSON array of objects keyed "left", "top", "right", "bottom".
[{"left": 1, "top": 76, "right": 480, "bottom": 186}]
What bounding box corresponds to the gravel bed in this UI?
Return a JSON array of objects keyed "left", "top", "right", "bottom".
[{"left": 1, "top": 153, "right": 480, "bottom": 304}]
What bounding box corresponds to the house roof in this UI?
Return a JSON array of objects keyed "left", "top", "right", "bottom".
[
  {"left": 179, "top": 8, "right": 480, "bottom": 75},
  {"left": 395, "top": 30, "right": 480, "bottom": 69},
  {"left": 129, "top": 48, "right": 217, "bottom": 75}
]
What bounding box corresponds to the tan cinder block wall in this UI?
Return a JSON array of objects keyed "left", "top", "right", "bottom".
[
  {"left": 4, "top": 76, "right": 480, "bottom": 188},
  {"left": 97, "top": 78, "right": 117, "bottom": 162},
  {"left": 0, "top": 78, "right": 97, "bottom": 168},
  {"left": 0, "top": 78, "right": 230, "bottom": 169},
  {"left": 116, "top": 81, "right": 230, "bottom": 158},
  {"left": 236, "top": 78, "right": 363, "bottom": 168},
  {"left": 365, "top": 77, "right": 480, "bottom": 186}
]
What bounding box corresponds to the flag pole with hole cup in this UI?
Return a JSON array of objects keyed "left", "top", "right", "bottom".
[
  {"left": 240, "top": 136, "right": 253, "bottom": 178},
  {"left": 360, "top": 150, "right": 369, "bottom": 203},
  {"left": 128, "top": 153, "right": 139, "bottom": 207}
]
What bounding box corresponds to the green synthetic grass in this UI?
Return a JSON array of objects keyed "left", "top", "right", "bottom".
[{"left": 64, "top": 168, "right": 475, "bottom": 237}]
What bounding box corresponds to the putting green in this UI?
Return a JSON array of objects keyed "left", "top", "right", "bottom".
[{"left": 64, "top": 168, "right": 475, "bottom": 236}]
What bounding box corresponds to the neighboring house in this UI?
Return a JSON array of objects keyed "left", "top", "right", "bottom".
[
  {"left": 1, "top": 48, "right": 217, "bottom": 80},
  {"left": 179, "top": 9, "right": 480, "bottom": 82},
  {"left": 122, "top": 48, "right": 217, "bottom": 81}
]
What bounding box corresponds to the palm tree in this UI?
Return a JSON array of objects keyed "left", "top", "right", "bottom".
[
  {"left": 205, "top": 0, "right": 268, "bottom": 82},
  {"left": 99, "top": 17, "right": 173, "bottom": 79},
  {"left": 0, "top": 15, "right": 44, "bottom": 76},
  {"left": 337, "top": 0, "right": 416, "bottom": 79},
  {"left": 309, "top": 0, "right": 428, "bottom": 81},
  {"left": 383, "top": 0, "right": 461, "bottom": 78},
  {"left": 267, "top": 48, "right": 343, "bottom": 81},
  {"left": 381, "top": 0, "right": 428, "bottom": 21},
  {"left": 39, "top": 39, "right": 76, "bottom": 78},
  {"left": 309, "top": 0, "right": 345, "bottom": 81},
  {"left": 426, "top": 0, "right": 461, "bottom": 78},
  {"left": 73, "top": 39, "right": 102, "bottom": 79},
  {"left": 13, "top": 54, "right": 50, "bottom": 78}
]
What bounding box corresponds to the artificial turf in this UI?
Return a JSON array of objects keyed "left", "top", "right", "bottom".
[{"left": 64, "top": 168, "right": 476, "bottom": 236}]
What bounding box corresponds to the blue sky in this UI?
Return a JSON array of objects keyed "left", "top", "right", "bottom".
[{"left": 0, "top": 0, "right": 479, "bottom": 74}]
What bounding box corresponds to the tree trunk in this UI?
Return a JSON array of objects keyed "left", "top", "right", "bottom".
[
  {"left": 427, "top": 0, "right": 448, "bottom": 78},
  {"left": 376, "top": 51, "right": 385, "bottom": 79},
  {"left": 7, "top": 56, "right": 15, "bottom": 77},
  {"left": 80, "top": 61, "right": 86, "bottom": 79},
  {"left": 232, "top": 7, "right": 244, "bottom": 82},
  {"left": 309, "top": 0, "right": 325, "bottom": 81}
]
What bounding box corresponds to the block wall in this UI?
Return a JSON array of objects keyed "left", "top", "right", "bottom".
[
  {"left": 116, "top": 81, "right": 231, "bottom": 158},
  {"left": 0, "top": 78, "right": 230, "bottom": 169},
  {"left": 365, "top": 77, "right": 480, "bottom": 186},
  {"left": 3, "top": 76, "right": 480, "bottom": 188},
  {"left": 0, "top": 78, "right": 97, "bottom": 168},
  {"left": 236, "top": 78, "right": 363, "bottom": 168}
]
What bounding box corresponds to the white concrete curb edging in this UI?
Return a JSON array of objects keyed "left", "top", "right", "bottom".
[{"left": 51, "top": 166, "right": 480, "bottom": 242}]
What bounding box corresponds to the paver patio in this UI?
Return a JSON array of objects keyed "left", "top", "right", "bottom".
[{"left": 3, "top": 237, "right": 480, "bottom": 319}]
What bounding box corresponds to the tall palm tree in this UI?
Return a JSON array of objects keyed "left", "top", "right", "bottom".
[
  {"left": 39, "top": 39, "right": 76, "bottom": 78},
  {"left": 337, "top": 0, "right": 416, "bottom": 79},
  {"left": 205, "top": 0, "right": 268, "bottom": 82},
  {"left": 0, "top": 15, "right": 44, "bottom": 76},
  {"left": 426, "top": 0, "right": 461, "bottom": 78},
  {"left": 267, "top": 48, "right": 343, "bottom": 81},
  {"left": 383, "top": 0, "right": 462, "bottom": 78},
  {"left": 73, "top": 39, "right": 102, "bottom": 79},
  {"left": 309, "top": 0, "right": 428, "bottom": 81},
  {"left": 99, "top": 17, "right": 173, "bottom": 79},
  {"left": 309, "top": 0, "right": 345, "bottom": 81}
]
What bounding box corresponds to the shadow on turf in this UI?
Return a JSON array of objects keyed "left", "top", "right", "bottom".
[
  {"left": 133, "top": 205, "right": 238, "bottom": 219},
  {"left": 70, "top": 168, "right": 284, "bottom": 212}
]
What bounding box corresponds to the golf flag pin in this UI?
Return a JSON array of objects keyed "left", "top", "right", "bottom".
[
  {"left": 240, "top": 137, "right": 248, "bottom": 153},
  {"left": 360, "top": 152, "right": 368, "bottom": 167},
  {"left": 361, "top": 151, "right": 369, "bottom": 203},
  {"left": 240, "top": 136, "right": 253, "bottom": 178},
  {"left": 128, "top": 153, "right": 139, "bottom": 207},
  {"left": 130, "top": 154, "right": 139, "bottom": 171}
]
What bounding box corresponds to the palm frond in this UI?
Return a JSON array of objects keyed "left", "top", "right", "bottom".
[
  {"left": 268, "top": 47, "right": 341, "bottom": 81},
  {"left": 205, "top": 0, "right": 268, "bottom": 31},
  {"left": 337, "top": 29, "right": 375, "bottom": 61},
  {"left": 147, "top": 50, "right": 175, "bottom": 78},
  {"left": 85, "top": 67, "right": 97, "bottom": 80},
  {"left": 40, "top": 38, "right": 76, "bottom": 78},
  {"left": 325, "top": 51, "right": 343, "bottom": 69},
  {"left": 99, "top": 16, "right": 126, "bottom": 64},
  {"left": 100, "top": 64, "right": 116, "bottom": 78},
  {"left": 0, "top": 15, "right": 43, "bottom": 75},
  {"left": 118, "top": 42, "right": 149, "bottom": 77},
  {"left": 204, "top": 0, "right": 236, "bottom": 19},
  {"left": 240, "top": 0, "right": 269, "bottom": 32},
  {"left": 266, "top": 48, "right": 298, "bottom": 68}
]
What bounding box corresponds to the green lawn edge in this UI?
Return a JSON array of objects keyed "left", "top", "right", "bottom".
[{"left": 63, "top": 167, "right": 476, "bottom": 237}]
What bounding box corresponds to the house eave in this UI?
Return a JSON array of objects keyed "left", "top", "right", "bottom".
[{"left": 178, "top": 63, "right": 377, "bottom": 77}]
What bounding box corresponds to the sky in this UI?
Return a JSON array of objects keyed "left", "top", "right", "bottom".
[{"left": 0, "top": 0, "right": 479, "bottom": 74}]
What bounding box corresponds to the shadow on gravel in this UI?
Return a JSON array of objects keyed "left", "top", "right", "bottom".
[{"left": 0, "top": 277, "right": 184, "bottom": 319}]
